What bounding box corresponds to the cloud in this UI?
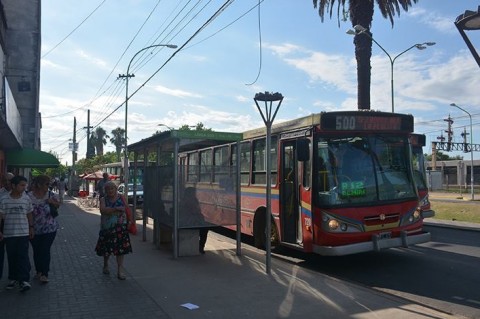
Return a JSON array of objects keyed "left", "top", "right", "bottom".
[
  {"left": 407, "top": 7, "right": 457, "bottom": 34},
  {"left": 153, "top": 85, "right": 203, "bottom": 98},
  {"left": 41, "top": 59, "right": 69, "bottom": 71},
  {"left": 264, "top": 42, "right": 357, "bottom": 94},
  {"left": 406, "top": 52, "right": 480, "bottom": 107},
  {"left": 76, "top": 49, "right": 109, "bottom": 69}
]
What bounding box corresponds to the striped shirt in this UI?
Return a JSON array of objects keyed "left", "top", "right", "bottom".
[{"left": 0, "top": 192, "right": 33, "bottom": 237}]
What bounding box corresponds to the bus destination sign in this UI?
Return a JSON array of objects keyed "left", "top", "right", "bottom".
[{"left": 320, "top": 112, "right": 413, "bottom": 132}]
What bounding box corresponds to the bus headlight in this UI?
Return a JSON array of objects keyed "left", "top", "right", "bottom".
[
  {"left": 328, "top": 219, "right": 339, "bottom": 230},
  {"left": 403, "top": 207, "right": 422, "bottom": 224},
  {"left": 322, "top": 211, "right": 362, "bottom": 233},
  {"left": 413, "top": 208, "right": 421, "bottom": 219}
]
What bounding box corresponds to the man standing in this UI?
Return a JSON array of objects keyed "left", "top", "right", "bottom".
[
  {"left": 0, "top": 172, "right": 14, "bottom": 280},
  {"left": 0, "top": 175, "right": 34, "bottom": 292},
  {"left": 95, "top": 173, "right": 109, "bottom": 199}
]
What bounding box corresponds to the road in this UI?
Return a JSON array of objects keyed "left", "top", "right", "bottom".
[{"left": 266, "top": 225, "right": 480, "bottom": 318}]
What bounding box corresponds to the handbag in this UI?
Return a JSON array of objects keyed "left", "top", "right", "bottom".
[
  {"left": 48, "top": 191, "right": 59, "bottom": 218},
  {"left": 121, "top": 195, "right": 137, "bottom": 235}
]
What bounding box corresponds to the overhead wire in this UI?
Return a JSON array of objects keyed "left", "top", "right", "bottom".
[
  {"left": 92, "top": 0, "right": 237, "bottom": 129},
  {"left": 48, "top": 0, "right": 263, "bottom": 157},
  {"left": 89, "top": 0, "right": 165, "bottom": 126},
  {"left": 182, "top": 0, "right": 263, "bottom": 50},
  {"left": 245, "top": 0, "right": 262, "bottom": 86},
  {"left": 41, "top": 0, "right": 108, "bottom": 59}
]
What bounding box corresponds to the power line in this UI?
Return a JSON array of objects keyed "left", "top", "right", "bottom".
[{"left": 41, "top": 0, "right": 108, "bottom": 59}]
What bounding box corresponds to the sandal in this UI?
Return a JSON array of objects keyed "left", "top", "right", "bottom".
[
  {"left": 102, "top": 267, "right": 110, "bottom": 275},
  {"left": 117, "top": 273, "right": 126, "bottom": 280}
]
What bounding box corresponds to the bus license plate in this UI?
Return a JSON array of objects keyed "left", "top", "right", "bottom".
[{"left": 379, "top": 232, "right": 391, "bottom": 240}]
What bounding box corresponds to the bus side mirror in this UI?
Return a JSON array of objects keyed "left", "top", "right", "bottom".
[{"left": 296, "top": 139, "right": 309, "bottom": 162}]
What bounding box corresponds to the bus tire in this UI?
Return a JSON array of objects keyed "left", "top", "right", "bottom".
[{"left": 253, "top": 211, "right": 279, "bottom": 249}]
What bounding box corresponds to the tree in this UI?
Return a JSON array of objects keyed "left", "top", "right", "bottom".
[
  {"left": 152, "top": 122, "right": 212, "bottom": 136},
  {"left": 110, "top": 127, "right": 126, "bottom": 161},
  {"left": 313, "top": 0, "right": 419, "bottom": 110},
  {"left": 426, "top": 151, "right": 463, "bottom": 161},
  {"left": 91, "top": 127, "right": 109, "bottom": 156},
  {"left": 87, "top": 133, "right": 96, "bottom": 158}
]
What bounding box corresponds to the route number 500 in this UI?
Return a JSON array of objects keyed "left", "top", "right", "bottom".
[{"left": 336, "top": 116, "right": 355, "bottom": 130}]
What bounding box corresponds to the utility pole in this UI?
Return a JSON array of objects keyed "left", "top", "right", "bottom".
[
  {"left": 444, "top": 115, "right": 453, "bottom": 151},
  {"left": 70, "top": 117, "right": 77, "bottom": 195},
  {"left": 84, "top": 109, "right": 94, "bottom": 159},
  {"left": 118, "top": 73, "right": 134, "bottom": 184}
]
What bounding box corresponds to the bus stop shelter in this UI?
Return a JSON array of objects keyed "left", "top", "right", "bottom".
[{"left": 127, "top": 130, "right": 242, "bottom": 258}]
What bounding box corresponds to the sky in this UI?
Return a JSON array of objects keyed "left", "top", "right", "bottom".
[{"left": 39, "top": 0, "right": 480, "bottom": 165}]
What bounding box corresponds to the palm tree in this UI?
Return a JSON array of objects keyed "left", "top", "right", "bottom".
[
  {"left": 91, "top": 127, "right": 109, "bottom": 156},
  {"left": 110, "top": 127, "right": 126, "bottom": 161},
  {"left": 313, "top": 0, "right": 419, "bottom": 110}
]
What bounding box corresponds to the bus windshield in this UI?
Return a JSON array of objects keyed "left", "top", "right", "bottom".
[
  {"left": 411, "top": 145, "right": 428, "bottom": 190},
  {"left": 316, "top": 134, "right": 416, "bottom": 206}
]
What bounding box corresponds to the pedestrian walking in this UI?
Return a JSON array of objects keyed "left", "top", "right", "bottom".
[
  {"left": 57, "top": 176, "right": 68, "bottom": 203},
  {"left": 28, "top": 175, "right": 60, "bottom": 283},
  {"left": 95, "top": 181, "right": 132, "bottom": 280},
  {"left": 0, "top": 175, "right": 34, "bottom": 292},
  {"left": 95, "top": 172, "right": 109, "bottom": 199}
]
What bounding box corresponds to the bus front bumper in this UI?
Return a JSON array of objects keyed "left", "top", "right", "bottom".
[{"left": 313, "top": 231, "right": 431, "bottom": 256}]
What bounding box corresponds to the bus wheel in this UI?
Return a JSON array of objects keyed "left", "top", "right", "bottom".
[{"left": 253, "top": 213, "right": 279, "bottom": 249}]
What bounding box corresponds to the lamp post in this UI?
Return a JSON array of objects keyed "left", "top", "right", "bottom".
[
  {"left": 157, "top": 124, "right": 174, "bottom": 131},
  {"left": 253, "top": 91, "right": 284, "bottom": 274},
  {"left": 119, "top": 44, "right": 177, "bottom": 184},
  {"left": 455, "top": 6, "right": 480, "bottom": 68},
  {"left": 347, "top": 25, "right": 435, "bottom": 113},
  {"left": 450, "top": 103, "right": 475, "bottom": 200}
]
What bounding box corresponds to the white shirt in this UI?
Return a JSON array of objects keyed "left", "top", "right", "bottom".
[{"left": 0, "top": 192, "right": 33, "bottom": 237}]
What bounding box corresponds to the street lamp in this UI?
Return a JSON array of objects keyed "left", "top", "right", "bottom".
[
  {"left": 347, "top": 25, "right": 435, "bottom": 113},
  {"left": 455, "top": 6, "right": 480, "bottom": 68},
  {"left": 119, "top": 43, "right": 177, "bottom": 184},
  {"left": 158, "top": 124, "right": 174, "bottom": 131},
  {"left": 253, "top": 91, "right": 283, "bottom": 275},
  {"left": 450, "top": 103, "right": 475, "bottom": 200}
]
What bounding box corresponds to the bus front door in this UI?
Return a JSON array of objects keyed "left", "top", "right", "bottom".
[{"left": 281, "top": 141, "right": 301, "bottom": 244}]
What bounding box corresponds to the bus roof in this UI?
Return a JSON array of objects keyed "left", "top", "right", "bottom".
[{"left": 243, "top": 110, "right": 414, "bottom": 139}]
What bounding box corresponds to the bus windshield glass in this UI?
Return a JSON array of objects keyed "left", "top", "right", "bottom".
[
  {"left": 315, "top": 134, "right": 416, "bottom": 206},
  {"left": 411, "top": 145, "right": 428, "bottom": 190}
]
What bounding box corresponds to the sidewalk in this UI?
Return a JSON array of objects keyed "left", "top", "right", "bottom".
[{"left": 0, "top": 197, "right": 459, "bottom": 319}]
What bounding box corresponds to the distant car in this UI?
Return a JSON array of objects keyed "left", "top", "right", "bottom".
[{"left": 118, "top": 183, "right": 144, "bottom": 205}]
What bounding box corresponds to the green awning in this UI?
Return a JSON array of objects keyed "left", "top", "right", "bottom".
[{"left": 6, "top": 148, "right": 60, "bottom": 168}]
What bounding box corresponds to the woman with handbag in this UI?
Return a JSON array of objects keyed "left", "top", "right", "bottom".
[
  {"left": 95, "top": 181, "right": 133, "bottom": 280},
  {"left": 28, "top": 175, "right": 60, "bottom": 283}
]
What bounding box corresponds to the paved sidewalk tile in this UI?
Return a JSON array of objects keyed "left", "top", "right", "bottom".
[{"left": 0, "top": 199, "right": 169, "bottom": 319}]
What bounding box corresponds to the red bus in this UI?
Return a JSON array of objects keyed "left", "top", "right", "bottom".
[
  {"left": 410, "top": 134, "right": 435, "bottom": 218},
  {"left": 179, "top": 111, "right": 431, "bottom": 255}
]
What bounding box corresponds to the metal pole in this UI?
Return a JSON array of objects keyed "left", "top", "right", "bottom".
[
  {"left": 390, "top": 61, "right": 394, "bottom": 113},
  {"left": 469, "top": 113, "right": 475, "bottom": 200},
  {"left": 173, "top": 139, "right": 179, "bottom": 258},
  {"left": 236, "top": 141, "right": 242, "bottom": 256},
  {"left": 265, "top": 123, "right": 272, "bottom": 273},
  {"left": 455, "top": 22, "right": 480, "bottom": 68},
  {"left": 451, "top": 103, "right": 475, "bottom": 200},
  {"left": 253, "top": 92, "right": 283, "bottom": 274}
]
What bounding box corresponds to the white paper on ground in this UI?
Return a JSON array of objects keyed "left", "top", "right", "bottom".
[{"left": 181, "top": 303, "right": 199, "bottom": 310}]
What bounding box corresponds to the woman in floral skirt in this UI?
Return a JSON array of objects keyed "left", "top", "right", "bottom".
[{"left": 95, "top": 181, "right": 132, "bottom": 280}]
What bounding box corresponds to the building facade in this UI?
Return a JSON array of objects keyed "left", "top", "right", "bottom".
[{"left": 0, "top": 0, "right": 58, "bottom": 175}]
